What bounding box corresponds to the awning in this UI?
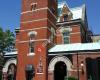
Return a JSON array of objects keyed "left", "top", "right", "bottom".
[{"left": 48, "top": 42, "right": 100, "bottom": 54}]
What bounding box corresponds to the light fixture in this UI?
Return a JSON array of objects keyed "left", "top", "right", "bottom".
[{"left": 80, "top": 61, "right": 84, "bottom": 74}]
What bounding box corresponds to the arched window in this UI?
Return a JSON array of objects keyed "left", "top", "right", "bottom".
[{"left": 28, "top": 31, "right": 37, "bottom": 54}]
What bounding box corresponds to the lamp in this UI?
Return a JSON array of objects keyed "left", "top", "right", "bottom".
[{"left": 80, "top": 61, "right": 84, "bottom": 74}]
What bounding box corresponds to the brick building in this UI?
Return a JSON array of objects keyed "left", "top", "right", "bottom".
[
  {"left": 92, "top": 35, "right": 100, "bottom": 42},
  {"left": 2, "top": 0, "right": 100, "bottom": 80}
]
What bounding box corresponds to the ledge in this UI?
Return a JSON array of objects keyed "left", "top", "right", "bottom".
[{"left": 27, "top": 53, "right": 35, "bottom": 56}]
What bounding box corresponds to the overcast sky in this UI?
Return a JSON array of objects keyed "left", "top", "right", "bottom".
[{"left": 0, "top": 0, "right": 100, "bottom": 34}]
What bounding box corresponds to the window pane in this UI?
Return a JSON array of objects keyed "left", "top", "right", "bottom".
[
  {"left": 62, "top": 31, "right": 70, "bottom": 44},
  {"left": 63, "top": 37, "right": 69, "bottom": 44},
  {"left": 63, "top": 15, "right": 68, "bottom": 21},
  {"left": 30, "top": 47, "right": 34, "bottom": 53},
  {"left": 63, "top": 31, "right": 70, "bottom": 37},
  {"left": 63, "top": 31, "right": 69, "bottom": 36},
  {"left": 29, "top": 42, "right": 34, "bottom": 53},
  {"left": 30, "top": 34, "right": 35, "bottom": 40},
  {"left": 31, "top": 4, "right": 36, "bottom": 11}
]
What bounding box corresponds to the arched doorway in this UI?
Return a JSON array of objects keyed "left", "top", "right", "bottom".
[
  {"left": 48, "top": 56, "right": 72, "bottom": 80},
  {"left": 2, "top": 58, "right": 17, "bottom": 80},
  {"left": 96, "top": 57, "right": 100, "bottom": 80},
  {"left": 54, "top": 61, "right": 67, "bottom": 80},
  {"left": 7, "top": 63, "right": 16, "bottom": 80},
  {"left": 86, "top": 57, "right": 100, "bottom": 80}
]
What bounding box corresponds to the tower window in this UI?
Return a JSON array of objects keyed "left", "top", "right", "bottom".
[
  {"left": 25, "top": 64, "right": 35, "bottom": 80},
  {"left": 28, "top": 31, "right": 37, "bottom": 55},
  {"left": 29, "top": 41, "right": 34, "bottom": 53},
  {"left": 31, "top": 3, "right": 37, "bottom": 11}
]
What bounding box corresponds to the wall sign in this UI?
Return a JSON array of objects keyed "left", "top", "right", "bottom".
[{"left": 37, "top": 57, "right": 43, "bottom": 74}]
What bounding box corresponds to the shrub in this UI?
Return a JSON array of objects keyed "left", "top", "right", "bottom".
[{"left": 64, "top": 76, "right": 78, "bottom": 80}]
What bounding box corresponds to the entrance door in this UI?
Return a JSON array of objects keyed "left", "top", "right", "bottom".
[
  {"left": 86, "top": 58, "right": 100, "bottom": 80},
  {"left": 7, "top": 64, "right": 16, "bottom": 80},
  {"left": 54, "top": 61, "right": 67, "bottom": 80}
]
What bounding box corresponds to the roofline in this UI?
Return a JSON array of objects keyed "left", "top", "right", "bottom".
[
  {"left": 4, "top": 54, "right": 17, "bottom": 58},
  {"left": 48, "top": 51, "right": 100, "bottom": 55},
  {"left": 56, "top": 19, "right": 83, "bottom": 26},
  {"left": 58, "top": 1, "right": 72, "bottom": 13},
  {"left": 56, "top": 18, "right": 88, "bottom": 34},
  {"left": 92, "top": 34, "right": 100, "bottom": 36},
  {"left": 70, "top": 4, "right": 85, "bottom": 11},
  {"left": 49, "top": 49, "right": 100, "bottom": 54},
  {"left": 4, "top": 53, "right": 17, "bottom": 56}
]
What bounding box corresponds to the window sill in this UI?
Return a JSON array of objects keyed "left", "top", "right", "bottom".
[
  {"left": 27, "top": 53, "right": 35, "bottom": 56},
  {"left": 36, "top": 73, "right": 44, "bottom": 74}
]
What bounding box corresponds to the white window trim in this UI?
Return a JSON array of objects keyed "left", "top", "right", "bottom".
[
  {"left": 28, "top": 31, "right": 37, "bottom": 56},
  {"left": 28, "top": 31, "right": 37, "bottom": 36},
  {"left": 30, "top": 3, "right": 37, "bottom": 11},
  {"left": 27, "top": 53, "right": 35, "bottom": 56},
  {"left": 36, "top": 73, "right": 44, "bottom": 74}
]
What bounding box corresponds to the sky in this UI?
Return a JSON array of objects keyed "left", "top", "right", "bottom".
[{"left": 0, "top": 0, "right": 100, "bottom": 34}]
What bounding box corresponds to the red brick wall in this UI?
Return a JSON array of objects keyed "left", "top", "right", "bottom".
[
  {"left": 16, "top": 0, "right": 100, "bottom": 80},
  {"left": 16, "top": 0, "right": 57, "bottom": 80},
  {"left": 72, "top": 52, "right": 100, "bottom": 80},
  {"left": 56, "top": 24, "right": 82, "bottom": 44}
]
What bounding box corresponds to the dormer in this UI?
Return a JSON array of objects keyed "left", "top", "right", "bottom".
[{"left": 57, "top": 2, "right": 73, "bottom": 22}]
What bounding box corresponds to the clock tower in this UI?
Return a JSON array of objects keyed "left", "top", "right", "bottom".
[{"left": 16, "top": 0, "right": 57, "bottom": 80}]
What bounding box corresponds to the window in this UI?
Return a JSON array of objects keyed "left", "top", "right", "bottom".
[
  {"left": 29, "top": 41, "right": 34, "bottom": 53},
  {"left": 29, "top": 33, "right": 35, "bottom": 53},
  {"left": 31, "top": 3, "right": 37, "bottom": 11},
  {"left": 63, "top": 37, "right": 69, "bottom": 44},
  {"left": 50, "top": 27, "right": 55, "bottom": 43},
  {"left": 28, "top": 31, "right": 37, "bottom": 55},
  {"left": 63, "top": 14, "right": 68, "bottom": 21},
  {"left": 25, "top": 64, "right": 35, "bottom": 80},
  {"left": 62, "top": 31, "right": 70, "bottom": 44}
]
